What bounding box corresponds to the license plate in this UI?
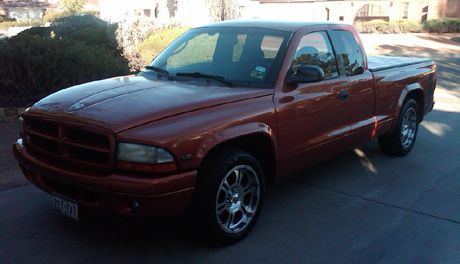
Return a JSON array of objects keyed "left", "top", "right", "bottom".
[{"left": 52, "top": 193, "right": 79, "bottom": 221}]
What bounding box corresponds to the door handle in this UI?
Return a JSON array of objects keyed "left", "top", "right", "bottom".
[{"left": 339, "top": 90, "right": 349, "bottom": 101}]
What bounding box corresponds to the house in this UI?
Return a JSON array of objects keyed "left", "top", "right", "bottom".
[
  {"left": 0, "top": 0, "right": 59, "bottom": 21},
  {"left": 98, "top": 0, "right": 209, "bottom": 27},
  {"left": 97, "top": 0, "right": 459, "bottom": 28},
  {"left": 242, "top": 0, "right": 460, "bottom": 26},
  {"left": 84, "top": 0, "right": 100, "bottom": 11}
]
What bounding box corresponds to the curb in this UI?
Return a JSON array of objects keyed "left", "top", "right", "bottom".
[{"left": 0, "top": 107, "right": 26, "bottom": 122}]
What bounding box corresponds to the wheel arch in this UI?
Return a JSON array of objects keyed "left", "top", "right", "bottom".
[
  {"left": 193, "top": 123, "right": 278, "bottom": 186},
  {"left": 390, "top": 84, "right": 425, "bottom": 132}
]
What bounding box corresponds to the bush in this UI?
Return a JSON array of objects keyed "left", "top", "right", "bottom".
[
  {"left": 115, "top": 17, "right": 182, "bottom": 71},
  {"left": 0, "top": 15, "right": 16, "bottom": 23},
  {"left": 80, "top": 10, "right": 100, "bottom": 17},
  {"left": 138, "top": 27, "right": 189, "bottom": 64},
  {"left": 0, "top": 17, "right": 130, "bottom": 107},
  {"left": 0, "top": 20, "right": 42, "bottom": 31},
  {"left": 51, "top": 14, "right": 118, "bottom": 48},
  {"left": 16, "top": 26, "right": 51, "bottom": 38},
  {"left": 43, "top": 11, "right": 71, "bottom": 23},
  {"left": 115, "top": 17, "right": 160, "bottom": 71},
  {"left": 422, "top": 18, "right": 460, "bottom": 33},
  {"left": 363, "top": 19, "right": 390, "bottom": 33},
  {"left": 389, "top": 19, "right": 421, "bottom": 33}
]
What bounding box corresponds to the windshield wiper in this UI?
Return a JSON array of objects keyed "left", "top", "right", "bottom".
[
  {"left": 144, "top": 66, "right": 171, "bottom": 78},
  {"left": 176, "top": 72, "right": 233, "bottom": 87}
]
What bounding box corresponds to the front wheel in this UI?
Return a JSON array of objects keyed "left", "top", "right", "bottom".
[
  {"left": 191, "top": 149, "right": 264, "bottom": 244},
  {"left": 378, "top": 98, "right": 419, "bottom": 156}
]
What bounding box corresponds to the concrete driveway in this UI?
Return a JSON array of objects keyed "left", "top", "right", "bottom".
[{"left": 1, "top": 33, "right": 459, "bottom": 263}]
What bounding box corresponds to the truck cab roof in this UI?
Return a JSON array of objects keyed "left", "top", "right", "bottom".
[{"left": 199, "top": 20, "right": 349, "bottom": 32}]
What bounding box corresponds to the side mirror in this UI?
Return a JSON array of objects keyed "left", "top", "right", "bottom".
[{"left": 287, "top": 65, "right": 325, "bottom": 85}]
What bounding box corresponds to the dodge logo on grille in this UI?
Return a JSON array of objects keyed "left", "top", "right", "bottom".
[{"left": 69, "top": 103, "right": 84, "bottom": 111}]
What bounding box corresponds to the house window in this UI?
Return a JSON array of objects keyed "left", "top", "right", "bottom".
[
  {"left": 143, "top": 9, "right": 151, "bottom": 17},
  {"left": 339, "top": 16, "right": 344, "bottom": 21},
  {"left": 421, "top": 6, "right": 428, "bottom": 22},
  {"left": 354, "top": 4, "right": 389, "bottom": 29},
  {"left": 357, "top": 4, "right": 386, "bottom": 17},
  {"left": 154, "top": 5, "right": 159, "bottom": 18},
  {"left": 402, "top": 2, "right": 409, "bottom": 19}
]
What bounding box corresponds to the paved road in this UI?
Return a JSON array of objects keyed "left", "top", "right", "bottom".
[{"left": 1, "top": 35, "right": 459, "bottom": 263}]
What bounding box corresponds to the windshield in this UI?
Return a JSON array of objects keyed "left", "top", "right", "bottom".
[{"left": 141, "top": 26, "right": 292, "bottom": 88}]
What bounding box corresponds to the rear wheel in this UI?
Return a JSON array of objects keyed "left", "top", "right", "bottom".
[
  {"left": 191, "top": 149, "right": 264, "bottom": 244},
  {"left": 378, "top": 98, "right": 419, "bottom": 156}
]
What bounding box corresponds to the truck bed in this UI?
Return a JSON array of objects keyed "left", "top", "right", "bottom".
[{"left": 367, "top": 56, "right": 432, "bottom": 72}]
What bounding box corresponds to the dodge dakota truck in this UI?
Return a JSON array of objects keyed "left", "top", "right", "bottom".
[{"left": 13, "top": 21, "right": 436, "bottom": 244}]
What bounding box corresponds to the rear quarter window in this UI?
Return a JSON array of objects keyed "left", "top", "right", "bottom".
[{"left": 334, "top": 30, "right": 365, "bottom": 76}]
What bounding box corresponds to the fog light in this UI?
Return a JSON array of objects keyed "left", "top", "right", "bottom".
[{"left": 131, "top": 200, "right": 140, "bottom": 212}]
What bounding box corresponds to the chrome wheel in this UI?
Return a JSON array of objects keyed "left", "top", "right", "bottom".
[
  {"left": 400, "top": 107, "right": 417, "bottom": 149},
  {"left": 215, "top": 165, "right": 260, "bottom": 234}
]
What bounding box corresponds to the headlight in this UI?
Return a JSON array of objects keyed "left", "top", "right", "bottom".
[
  {"left": 117, "top": 143, "right": 175, "bottom": 164},
  {"left": 116, "top": 143, "right": 177, "bottom": 174}
]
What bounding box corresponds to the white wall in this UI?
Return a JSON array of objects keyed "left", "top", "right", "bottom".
[{"left": 8, "top": 8, "right": 45, "bottom": 21}]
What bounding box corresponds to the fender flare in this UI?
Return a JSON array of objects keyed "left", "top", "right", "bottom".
[
  {"left": 389, "top": 83, "right": 424, "bottom": 132},
  {"left": 192, "top": 122, "right": 277, "bottom": 169}
]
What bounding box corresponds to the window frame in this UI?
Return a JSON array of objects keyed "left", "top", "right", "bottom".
[
  {"left": 328, "top": 27, "right": 367, "bottom": 77},
  {"left": 291, "top": 30, "right": 340, "bottom": 80}
]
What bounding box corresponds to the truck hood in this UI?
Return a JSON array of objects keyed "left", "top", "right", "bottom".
[{"left": 28, "top": 76, "right": 273, "bottom": 133}]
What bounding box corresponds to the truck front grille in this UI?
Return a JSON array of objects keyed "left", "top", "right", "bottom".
[{"left": 23, "top": 117, "right": 115, "bottom": 171}]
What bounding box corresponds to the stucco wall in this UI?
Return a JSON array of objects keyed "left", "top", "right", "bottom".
[
  {"left": 7, "top": 8, "right": 45, "bottom": 21},
  {"left": 240, "top": 0, "right": 454, "bottom": 24}
]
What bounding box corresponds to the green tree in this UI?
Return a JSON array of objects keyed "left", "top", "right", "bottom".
[{"left": 60, "top": 0, "right": 86, "bottom": 14}]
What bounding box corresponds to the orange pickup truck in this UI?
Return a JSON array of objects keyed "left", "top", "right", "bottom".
[{"left": 13, "top": 21, "right": 436, "bottom": 244}]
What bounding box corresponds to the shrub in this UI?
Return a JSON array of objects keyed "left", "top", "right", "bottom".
[
  {"left": 0, "top": 20, "right": 42, "bottom": 31},
  {"left": 115, "top": 17, "right": 181, "bottom": 71},
  {"left": 115, "top": 17, "right": 160, "bottom": 71},
  {"left": 363, "top": 19, "right": 390, "bottom": 33},
  {"left": 422, "top": 18, "right": 460, "bottom": 33},
  {"left": 51, "top": 14, "right": 118, "bottom": 48},
  {"left": 43, "top": 11, "right": 71, "bottom": 23},
  {"left": 138, "top": 27, "right": 189, "bottom": 64},
  {"left": 389, "top": 19, "right": 421, "bottom": 33},
  {"left": 0, "top": 15, "right": 16, "bottom": 23},
  {"left": 80, "top": 10, "right": 100, "bottom": 17},
  {"left": 0, "top": 18, "right": 130, "bottom": 107},
  {"left": 16, "top": 26, "right": 51, "bottom": 38}
]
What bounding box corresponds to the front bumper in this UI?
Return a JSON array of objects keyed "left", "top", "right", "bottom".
[{"left": 13, "top": 140, "right": 197, "bottom": 218}]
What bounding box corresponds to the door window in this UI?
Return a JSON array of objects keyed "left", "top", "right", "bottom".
[
  {"left": 335, "top": 30, "right": 365, "bottom": 76},
  {"left": 292, "top": 31, "right": 338, "bottom": 78}
]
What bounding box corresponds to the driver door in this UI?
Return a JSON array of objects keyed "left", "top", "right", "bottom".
[{"left": 275, "top": 29, "right": 352, "bottom": 176}]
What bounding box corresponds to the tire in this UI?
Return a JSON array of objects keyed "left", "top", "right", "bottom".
[
  {"left": 378, "top": 98, "right": 419, "bottom": 156},
  {"left": 191, "top": 149, "right": 264, "bottom": 245}
]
